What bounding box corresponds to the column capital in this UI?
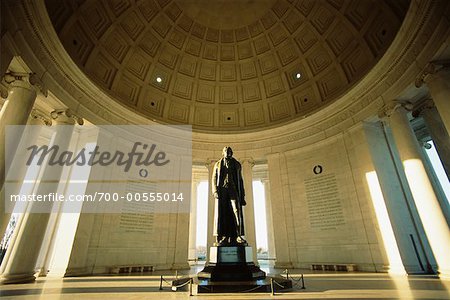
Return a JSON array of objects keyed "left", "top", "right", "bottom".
[
  {"left": 378, "top": 101, "right": 414, "bottom": 119},
  {"left": 415, "top": 61, "right": 450, "bottom": 88},
  {"left": 29, "top": 109, "right": 52, "bottom": 126},
  {"left": 241, "top": 158, "right": 255, "bottom": 167},
  {"left": 50, "top": 109, "right": 84, "bottom": 125},
  {"left": 3, "top": 72, "right": 47, "bottom": 97},
  {"left": 412, "top": 98, "right": 435, "bottom": 118},
  {"left": 205, "top": 159, "right": 216, "bottom": 171}
]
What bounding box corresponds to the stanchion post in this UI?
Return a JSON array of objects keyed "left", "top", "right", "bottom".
[
  {"left": 301, "top": 273, "right": 305, "bottom": 289},
  {"left": 271, "top": 278, "right": 275, "bottom": 295},
  {"left": 285, "top": 268, "right": 289, "bottom": 279},
  {"left": 159, "top": 275, "right": 163, "bottom": 290},
  {"left": 175, "top": 270, "right": 178, "bottom": 279},
  {"left": 189, "top": 278, "right": 193, "bottom": 296}
]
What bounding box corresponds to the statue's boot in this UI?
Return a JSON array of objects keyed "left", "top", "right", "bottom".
[
  {"left": 236, "top": 236, "right": 247, "bottom": 245},
  {"left": 215, "top": 236, "right": 228, "bottom": 246}
]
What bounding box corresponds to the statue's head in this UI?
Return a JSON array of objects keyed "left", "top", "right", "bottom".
[{"left": 222, "top": 146, "right": 233, "bottom": 158}]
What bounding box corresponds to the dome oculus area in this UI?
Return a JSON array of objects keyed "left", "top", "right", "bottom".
[{"left": 45, "top": 0, "right": 409, "bottom": 132}]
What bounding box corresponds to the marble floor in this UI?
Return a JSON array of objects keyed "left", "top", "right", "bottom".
[{"left": 1, "top": 267, "right": 449, "bottom": 300}]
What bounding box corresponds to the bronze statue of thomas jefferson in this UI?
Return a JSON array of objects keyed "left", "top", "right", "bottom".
[{"left": 212, "top": 146, "right": 247, "bottom": 246}]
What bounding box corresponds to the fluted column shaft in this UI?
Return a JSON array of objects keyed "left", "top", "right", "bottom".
[
  {"left": 262, "top": 179, "right": 276, "bottom": 264},
  {"left": 0, "top": 111, "right": 52, "bottom": 273},
  {"left": 0, "top": 111, "right": 78, "bottom": 284},
  {"left": 388, "top": 105, "right": 450, "bottom": 278},
  {"left": 0, "top": 76, "right": 38, "bottom": 239},
  {"left": 188, "top": 180, "right": 199, "bottom": 264}
]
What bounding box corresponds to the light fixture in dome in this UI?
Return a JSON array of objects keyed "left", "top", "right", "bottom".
[
  {"left": 295, "top": 72, "right": 301, "bottom": 79},
  {"left": 156, "top": 76, "right": 162, "bottom": 83},
  {"left": 423, "top": 142, "right": 432, "bottom": 149}
]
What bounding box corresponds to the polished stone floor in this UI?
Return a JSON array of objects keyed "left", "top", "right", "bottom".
[{"left": 1, "top": 266, "right": 449, "bottom": 299}]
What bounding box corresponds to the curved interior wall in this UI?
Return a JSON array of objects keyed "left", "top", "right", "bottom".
[{"left": 1, "top": 0, "right": 449, "bottom": 274}]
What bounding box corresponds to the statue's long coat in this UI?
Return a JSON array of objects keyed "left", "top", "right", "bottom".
[{"left": 211, "top": 157, "right": 245, "bottom": 237}]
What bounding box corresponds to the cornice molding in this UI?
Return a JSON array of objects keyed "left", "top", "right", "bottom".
[
  {"left": 51, "top": 109, "right": 84, "bottom": 125},
  {"left": 4, "top": 0, "right": 449, "bottom": 159},
  {"left": 415, "top": 61, "right": 450, "bottom": 88}
]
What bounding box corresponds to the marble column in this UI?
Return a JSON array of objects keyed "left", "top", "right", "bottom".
[
  {"left": 0, "top": 73, "right": 42, "bottom": 239},
  {"left": 366, "top": 120, "right": 431, "bottom": 274},
  {"left": 0, "top": 110, "right": 80, "bottom": 284},
  {"left": 262, "top": 179, "right": 276, "bottom": 265},
  {"left": 241, "top": 159, "right": 258, "bottom": 263},
  {"left": 188, "top": 180, "right": 199, "bottom": 265},
  {"left": 172, "top": 190, "right": 190, "bottom": 270},
  {"left": 0, "top": 110, "right": 52, "bottom": 273},
  {"left": 415, "top": 99, "right": 450, "bottom": 180},
  {"left": 387, "top": 103, "right": 450, "bottom": 278},
  {"left": 267, "top": 153, "right": 293, "bottom": 268},
  {"left": 417, "top": 63, "right": 450, "bottom": 134},
  {"left": 205, "top": 160, "right": 215, "bottom": 261}
]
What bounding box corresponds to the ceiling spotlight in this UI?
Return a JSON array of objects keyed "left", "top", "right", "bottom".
[
  {"left": 295, "top": 72, "right": 301, "bottom": 79},
  {"left": 423, "top": 142, "right": 432, "bottom": 150},
  {"left": 156, "top": 77, "right": 162, "bottom": 83}
]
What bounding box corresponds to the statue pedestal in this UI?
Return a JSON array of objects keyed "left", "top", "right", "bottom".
[
  {"left": 172, "top": 246, "right": 292, "bottom": 293},
  {"left": 197, "top": 246, "right": 265, "bottom": 281}
]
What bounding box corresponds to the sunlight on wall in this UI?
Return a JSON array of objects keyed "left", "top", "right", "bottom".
[
  {"left": 196, "top": 181, "right": 208, "bottom": 248},
  {"left": 403, "top": 159, "right": 450, "bottom": 275},
  {"left": 365, "top": 171, "right": 405, "bottom": 275},
  {"left": 253, "top": 181, "right": 268, "bottom": 251}
]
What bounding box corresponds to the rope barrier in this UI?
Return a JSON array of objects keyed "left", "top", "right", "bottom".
[
  {"left": 158, "top": 269, "right": 305, "bottom": 295},
  {"left": 271, "top": 278, "right": 274, "bottom": 295},
  {"left": 272, "top": 279, "right": 286, "bottom": 289},
  {"left": 287, "top": 274, "right": 306, "bottom": 289},
  {"left": 280, "top": 269, "right": 306, "bottom": 289},
  {"left": 172, "top": 279, "right": 192, "bottom": 289},
  {"left": 159, "top": 274, "right": 191, "bottom": 290},
  {"left": 271, "top": 277, "right": 288, "bottom": 295}
]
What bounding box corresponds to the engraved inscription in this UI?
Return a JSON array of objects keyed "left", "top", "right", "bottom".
[{"left": 304, "top": 173, "right": 345, "bottom": 230}]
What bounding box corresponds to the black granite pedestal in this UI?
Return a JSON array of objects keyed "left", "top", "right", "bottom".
[
  {"left": 198, "top": 246, "right": 265, "bottom": 281},
  {"left": 172, "top": 246, "right": 292, "bottom": 294}
]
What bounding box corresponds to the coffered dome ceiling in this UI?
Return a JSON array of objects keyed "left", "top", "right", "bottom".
[{"left": 45, "top": 0, "right": 409, "bottom": 132}]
